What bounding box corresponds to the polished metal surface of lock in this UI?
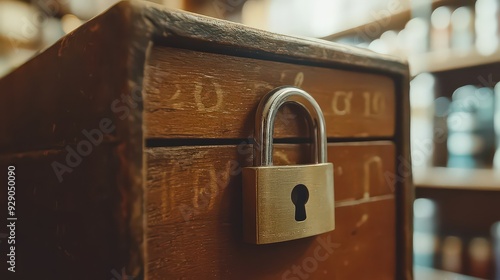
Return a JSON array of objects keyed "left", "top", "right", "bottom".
[{"left": 243, "top": 86, "right": 335, "bottom": 244}]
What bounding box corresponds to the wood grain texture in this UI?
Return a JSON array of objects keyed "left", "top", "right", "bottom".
[
  {"left": 147, "top": 198, "right": 395, "bottom": 280},
  {"left": 0, "top": 145, "right": 136, "bottom": 280},
  {"left": 144, "top": 47, "right": 396, "bottom": 139},
  {"left": 138, "top": 3, "right": 414, "bottom": 276},
  {"left": 140, "top": 1, "right": 407, "bottom": 75},
  {"left": 0, "top": 1, "right": 411, "bottom": 279},
  {"left": 146, "top": 143, "right": 396, "bottom": 279},
  {"left": 0, "top": 2, "right": 145, "bottom": 155},
  {"left": 0, "top": 3, "right": 147, "bottom": 278}
]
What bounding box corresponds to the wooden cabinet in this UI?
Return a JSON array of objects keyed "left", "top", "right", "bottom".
[{"left": 0, "top": 2, "right": 412, "bottom": 279}]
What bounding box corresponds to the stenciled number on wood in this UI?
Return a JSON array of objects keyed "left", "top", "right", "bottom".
[
  {"left": 165, "top": 79, "right": 225, "bottom": 112},
  {"left": 331, "top": 91, "right": 387, "bottom": 116},
  {"left": 194, "top": 81, "right": 224, "bottom": 112},
  {"left": 294, "top": 72, "right": 304, "bottom": 87},
  {"left": 178, "top": 161, "right": 237, "bottom": 221},
  {"left": 363, "top": 156, "right": 384, "bottom": 199},
  {"left": 161, "top": 158, "right": 193, "bottom": 220},
  {"left": 331, "top": 91, "right": 353, "bottom": 115},
  {"left": 150, "top": 72, "right": 184, "bottom": 109},
  {"left": 363, "top": 91, "right": 386, "bottom": 116},
  {"left": 280, "top": 71, "right": 305, "bottom": 87},
  {"left": 168, "top": 84, "right": 184, "bottom": 109},
  {"left": 193, "top": 167, "right": 221, "bottom": 211}
]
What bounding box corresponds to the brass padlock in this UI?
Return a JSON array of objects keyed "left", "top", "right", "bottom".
[{"left": 243, "top": 86, "right": 335, "bottom": 244}]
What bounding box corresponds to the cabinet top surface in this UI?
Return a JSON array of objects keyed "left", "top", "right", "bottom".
[{"left": 116, "top": 1, "right": 408, "bottom": 75}]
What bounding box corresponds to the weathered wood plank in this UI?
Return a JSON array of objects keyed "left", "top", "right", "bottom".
[
  {"left": 0, "top": 4, "right": 146, "bottom": 279},
  {"left": 0, "top": 3, "right": 148, "bottom": 157},
  {"left": 146, "top": 197, "right": 395, "bottom": 280},
  {"left": 146, "top": 143, "right": 396, "bottom": 279},
  {"left": 146, "top": 142, "right": 395, "bottom": 225},
  {"left": 0, "top": 144, "right": 142, "bottom": 280},
  {"left": 141, "top": 2, "right": 407, "bottom": 75},
  {"left": 0, "top": 2, "right": 411, "bottom": 279},
  {"left": 144, "top": 47, "right": 396, "bottom": 139}
]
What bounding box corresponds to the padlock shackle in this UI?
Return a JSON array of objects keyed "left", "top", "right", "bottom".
[{"left": 254, "top": 86, "right": 327, "bottom": 166}]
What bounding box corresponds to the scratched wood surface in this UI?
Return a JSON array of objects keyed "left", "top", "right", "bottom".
[
  {"left": 0, "top": 3, "right": 146, "bottom": 279},
  {"left": 146, "top": 143, "right": 396, "bottom": 279},
  {"left": 0, "top": 144, "right": 140, "bottom": 280},
  {"left": 144, "top": 47, "right": 396, "bottom": 139},
  {"left": 0, "top": 1, "right": 411, "bottom": 279}
]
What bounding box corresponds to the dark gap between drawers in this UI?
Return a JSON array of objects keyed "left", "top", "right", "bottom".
[{"left": 145, "top": 136, "right": 394, "bottom": 147}]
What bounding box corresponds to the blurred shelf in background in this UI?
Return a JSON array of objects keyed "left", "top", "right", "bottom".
[
  {"left": 322, "top": 0, "right": 475, "bottom": 42},
  {"left": 415, "top": 266, "right": 484, "bottom": 280},
  {"left": 414, "top": 167, "right": 500, "bottom": 190},
  {"left": 321, "top": 0, "right": 500, "bottom": 278},
  {"left": 410, "top": 49, "right": 500, "bottom": 76}
]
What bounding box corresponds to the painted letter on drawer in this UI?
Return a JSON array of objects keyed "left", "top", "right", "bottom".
[
  {"left": 146, "top": 142, "right": 396, "bottom": 279},
  {"left": 144, "top": 47, "right": 395, "bottom": 139}
]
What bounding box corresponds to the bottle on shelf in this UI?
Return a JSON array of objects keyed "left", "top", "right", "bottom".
[
  {"left": 433, "top": 96, "right": 451, "bottom": 167},
  {"left": 475, "top": 0, "right": 500, "bottom": 55},
  {"left": 430, "top": 6, "right": 452, "bottom": 52},
  {"left": 413, "top": 198, "right": 439, "bottom": 268},
  {"left": 451, "top": 7, "right": 474, "bottom": 54},
  {"left": 410, "top": 73, "right": 436, "bottom": 169},
  {"left": 441, "top": 236, "right": 464, "bottom": 273},
  {"left": 467, "top": 237, "right": 492, "bottom": 278},
  {"left": 447, "top": 85, "right": 494, "bottom": 168}
]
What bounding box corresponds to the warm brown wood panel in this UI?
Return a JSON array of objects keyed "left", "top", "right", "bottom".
[
  {"left": 0, "top": 4, "right": 146, "bottom": 279},
  {"left": 0, "top": 2, "right": 411, "bottom": 279},
  {"left": 144, "top": 47, "right": 396, "bottom": 139},
  {"left": 0, "top": 144, "right": 142, "bottom": 280},
  {"left": 146, "top": 142, "right": 396, "bottom": 224},
  {"left": 146, "top": 143, "right": 396, "bottom": 279},
  {"left": 328, "top": 142, "right": 396, "bottom": 200},
  {"left": 0, "top": 3, "right": 147, "bottom": 155},
  {"left": 147, "top": 197, "right": 395, "bottom": 280}
]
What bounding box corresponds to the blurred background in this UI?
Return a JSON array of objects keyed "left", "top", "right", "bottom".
[{"left": 2, "top": 0, "right": 500, "bottom": 278}]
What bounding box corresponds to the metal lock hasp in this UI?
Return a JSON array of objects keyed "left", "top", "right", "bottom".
[{"left": 243, "top": 86, "right": 335, "bottom": 244}]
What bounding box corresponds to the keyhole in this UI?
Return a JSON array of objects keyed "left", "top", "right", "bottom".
[{"left": 291, "top": 184, "right": 309, "bottom": 222}]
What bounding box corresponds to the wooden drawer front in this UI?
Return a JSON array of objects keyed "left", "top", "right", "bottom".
[
  {"left": 146, "top": 142, "right": 396, "bottom": 279},
  {"left": 144, "top": 47, "right": 396, "bottom": 139}
]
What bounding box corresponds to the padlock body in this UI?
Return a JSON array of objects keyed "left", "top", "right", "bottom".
[{"left": 243, "top": 163, "right": 335, "bottom": 244}]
